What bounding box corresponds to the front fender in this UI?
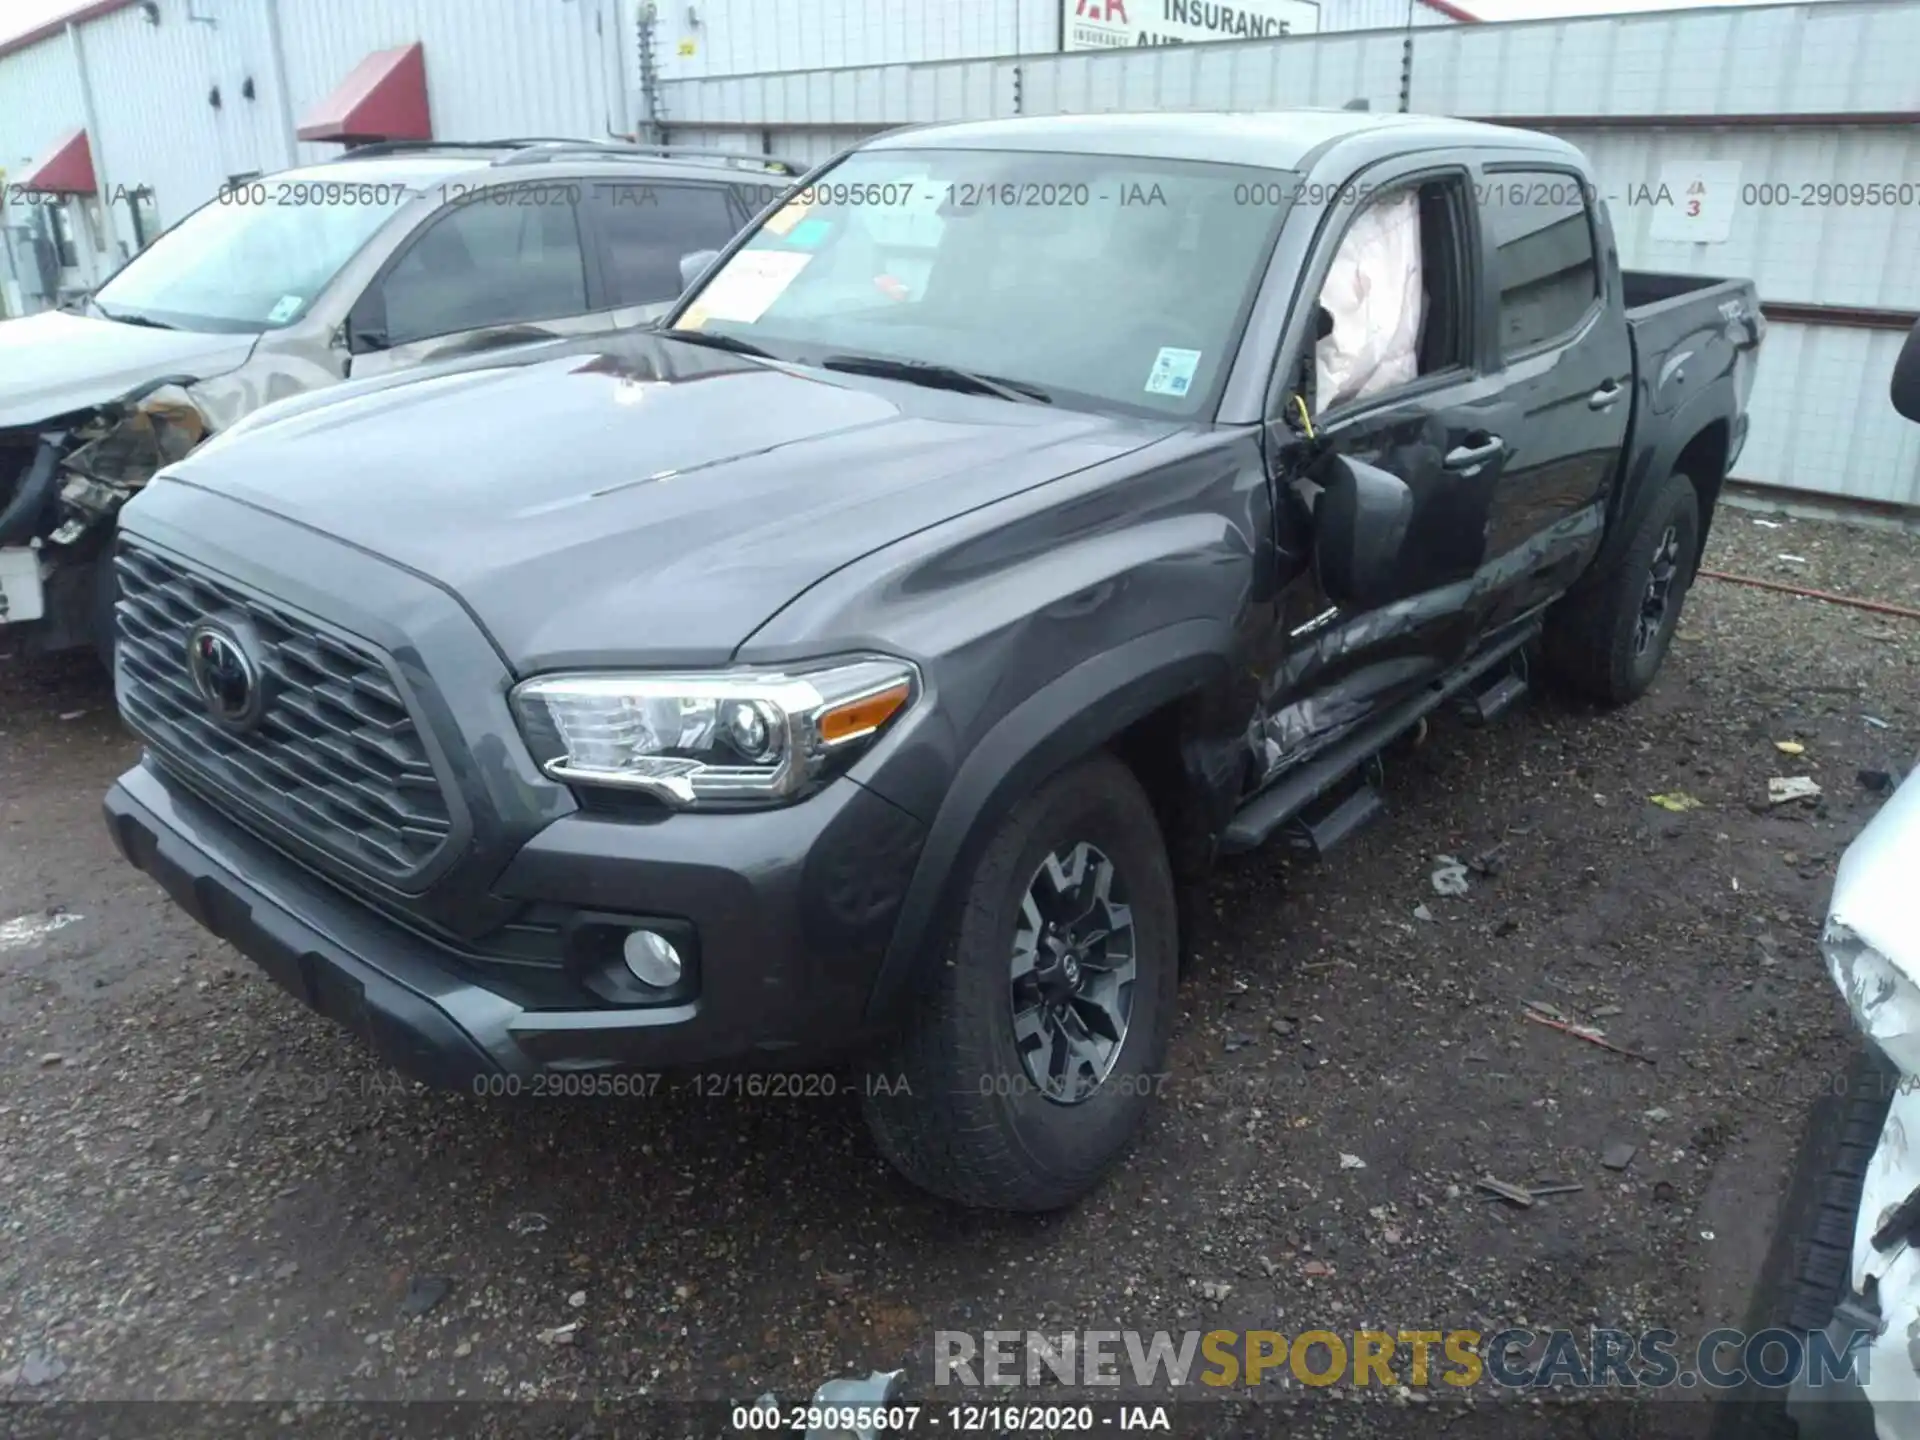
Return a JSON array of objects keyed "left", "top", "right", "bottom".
[{"left": 862, "top": 617, "right": 1235, "bottom": 1025}]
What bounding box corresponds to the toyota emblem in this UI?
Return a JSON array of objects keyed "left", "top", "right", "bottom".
[{"left": 185, "top": 623, "right": 264, "bottom": 729}]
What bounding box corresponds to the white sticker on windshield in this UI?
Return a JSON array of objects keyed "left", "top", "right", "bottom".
[
  {"left": 1144, "top": 347, "right": 1201, "bottom": 398},
  {"left": 266, "top": 294, "right": 304, "bottom": 324},
  {"left": 678, "top": 249, "right": 812, "bottom": 331}
]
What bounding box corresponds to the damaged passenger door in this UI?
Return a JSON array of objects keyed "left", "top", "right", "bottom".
[
  {"left": 1254, "top": 161, "right": 1512, "bottom": 780},
  {"left": 343, "top": 182, "right": 614, "bottom": 379}
]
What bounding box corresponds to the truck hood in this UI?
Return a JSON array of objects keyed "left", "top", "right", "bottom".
[
  {"left": 0, "top": 309, "right": 258, "bottom": 427},
  {"left": 149, "top": 331, "right": 1178, "bottom": 669}
]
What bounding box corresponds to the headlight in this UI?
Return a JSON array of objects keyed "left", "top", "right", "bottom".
[{"left": 511, "top": 655, "right": 919, "bottom": 808}]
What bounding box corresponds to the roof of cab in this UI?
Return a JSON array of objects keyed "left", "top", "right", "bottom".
[{"left": 869, "top": 110, "right": 1580, "bottom": 172}]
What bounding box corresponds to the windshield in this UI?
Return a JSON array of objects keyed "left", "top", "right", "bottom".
[
  {"left": 94, "top": 181, "right": 416, "bottom": 333},
  {"left": 672, "top": 147, "right": 1298, "bottom": 417}
]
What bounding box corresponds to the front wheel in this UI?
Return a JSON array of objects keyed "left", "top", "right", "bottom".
[
  {"left": 1543, "top": 470, "right": 1702, "bottom": 706},
  {"left": 861, "top": 752, "right": 1179, "bottom": 1211}
]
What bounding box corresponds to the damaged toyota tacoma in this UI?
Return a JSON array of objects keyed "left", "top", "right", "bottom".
[{"left": 102, "top": 112, "right": 1762, "bottom": 1211}]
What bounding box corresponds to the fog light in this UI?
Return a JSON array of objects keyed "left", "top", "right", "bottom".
[{"left": 622, "top": 929, "right": 684, "bottom": 987}]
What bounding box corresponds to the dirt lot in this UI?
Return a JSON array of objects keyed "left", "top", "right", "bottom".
[{"left": 2, "top": 510, "right": 1916, "bottom": 1437}]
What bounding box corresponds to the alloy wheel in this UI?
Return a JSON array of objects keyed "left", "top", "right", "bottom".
[
  {"left": 1635, "top": 523, "right": 1682, "bottom": 657},
  {"left": 1008, "top": 841, "right": 1137, "bottom": 1105}
]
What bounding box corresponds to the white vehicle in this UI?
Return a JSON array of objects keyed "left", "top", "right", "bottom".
[
  {"left": 0, "top": 139, "right": 789, "bottom": 663},
  {"left": 1782, "top": 319, "right": 1920, "bottom": 1440}
]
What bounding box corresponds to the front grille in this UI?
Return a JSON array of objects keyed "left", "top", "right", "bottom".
[{"left": 115, "top": 542, "right": 453, "bottom": 885}]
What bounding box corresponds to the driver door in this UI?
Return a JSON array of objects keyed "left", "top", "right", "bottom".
[
  {"left": 1254, "top": 163, "right": 1514, "bottom": 777},
  {"left": 345, "top": 186, "right": 615, "bottom": 379}
]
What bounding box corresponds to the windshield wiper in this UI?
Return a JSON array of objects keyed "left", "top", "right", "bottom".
[
  {"left": 94, "top": 303, "right": 181, "bottom": 331},
  {"left": 661, "top": 328, "right": 775, "bottom": 359},
  {"left": 819, "top": 354, "right": 1052, "bottom": 405}
]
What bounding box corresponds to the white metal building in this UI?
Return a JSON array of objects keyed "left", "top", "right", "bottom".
[
  {"left": 0, "top": 0, "right": 1916, "bottom": 510},
  {"left": 0, "top": 0, "right": 1468, "bottom": 304}
]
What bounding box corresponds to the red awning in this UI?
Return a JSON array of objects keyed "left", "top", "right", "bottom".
[
  {"left": 16, "top": 128, "right": 97, "bottom": 195},
  {"left": 295, "top": 42, "right": 431, "bottom": 145}
]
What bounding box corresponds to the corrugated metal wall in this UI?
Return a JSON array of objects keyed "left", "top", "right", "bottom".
[
  {"left": 1410, "top": 1, "right": 1920, "bottom": 118},
  {"left": 0, "top": 0, "right": 632, "bottom": 237},
  {"left": 0, "top": 30, "right": 86, "bottom": 180},
  {"left": 0, "top": 31, "right": 90, "bottom": 307},
  {"left": 650, "top": 0, "right": 1456, "bottom": 83},
  {"left": 657, "top": 2, "right": 1920, "bottom": 129},
  {"left": 78, "top": 0, "right": 289, "bottom": 238},
  {"left": 654, "top": 0, "right": 1060, "bottom": 81},
  {"left": 658, "top": 1, "right": 1920, "bottom": 508},
  {"left": 275, "top": 0, "right": 628, "bottom": 170}
]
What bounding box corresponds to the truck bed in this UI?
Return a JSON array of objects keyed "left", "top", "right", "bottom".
[
  {"left": 1622, "top": 270, "right": 1747, "bottom": 315},
  {"left": 1616, "top": 268, "right": 1764, "bottom": 541},
  {"left": 1623, "top": 270, "right": 1761, "bottom": 375}
]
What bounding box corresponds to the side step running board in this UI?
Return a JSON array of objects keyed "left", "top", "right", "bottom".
[
  {"left": 1283, "top": 780, "right": 1385, "bottom": 858},
  {"left": 1460, "top": 669, "right": 1529, "bottom": 727},
  {"left": 1221, "top": 622, "right": 1539, "bottom": 856}
]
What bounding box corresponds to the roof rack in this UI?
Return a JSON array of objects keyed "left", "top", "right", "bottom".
[
  {"left": 323, "top": 137, "right": 587, "bottom": 161},
  {"left": 491, "top": 141, "right": 804, "bottom": 176}
]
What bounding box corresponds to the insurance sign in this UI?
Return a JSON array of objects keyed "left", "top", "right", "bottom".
[{"left": 1064, "top": 0, "right": 1322, "bottom": 49}]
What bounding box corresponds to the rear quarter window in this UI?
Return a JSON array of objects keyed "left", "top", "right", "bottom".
[{"left": 1481, "top": 172, "right": 1600, "bottom": 358}]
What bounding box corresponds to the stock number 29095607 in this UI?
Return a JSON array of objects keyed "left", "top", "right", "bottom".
[{"left": 731, "top": 1405, "right": 921, "bottom": 1432}]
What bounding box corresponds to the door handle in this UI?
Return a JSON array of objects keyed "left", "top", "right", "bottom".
[
  {"left": 1443, "top": 435, "right": 1504, "bottom": 471},
  {"left": 1588, "top": 381, "right": 1624, "bottom": 410}
]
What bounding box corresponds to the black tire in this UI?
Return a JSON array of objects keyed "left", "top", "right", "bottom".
[
  {"left": 1543, "top": 470, "right": 1701, "bottom": 706},
  {"left": 1709, "top": 1044, "right": 1893, "bottom": 1440},
  {"left": 861, "top": 752, "right": 1180, "bottom": 1212}
]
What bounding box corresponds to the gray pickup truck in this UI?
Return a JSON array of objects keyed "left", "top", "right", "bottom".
[{"left": 102, "top": 110, "right": 1763, "bottom": 1212}]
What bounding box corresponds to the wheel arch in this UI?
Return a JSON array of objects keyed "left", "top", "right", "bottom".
[
  {"left": 862, "top": 618, "right": 1240, "bottom": 1026},
  {"left": 1672, "top": 416, "right": 1732, "bottom": 568},
  {"left": 1599, "top": 382, "right": 1737, "bottom": 584}
]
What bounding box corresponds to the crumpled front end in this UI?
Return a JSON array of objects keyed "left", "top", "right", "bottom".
[
  {"left": 1815, "top": 758, "right": 1920, "bottom": 1435},
  {"left": 0, "top": 382, "right": 211, "bottom": 642}
]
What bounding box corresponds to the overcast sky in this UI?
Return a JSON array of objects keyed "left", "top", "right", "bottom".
[{"left": 0, "top": 0, "right": 1842, "bottom": 48}]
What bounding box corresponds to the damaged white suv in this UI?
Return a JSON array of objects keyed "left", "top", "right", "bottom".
[
  {"left": 1782, "top": 320, "right": 1920, "bottom": 1439},
  {"left": 0, "top": 139, "right": 787, "bottom": 662}
]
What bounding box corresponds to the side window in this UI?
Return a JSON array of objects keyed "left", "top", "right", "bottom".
[
  {"left": 379, "top": 194, "right": 588, "bottom": 345},
  {"left": 1480, "top": 172, "right": 1599, "bottom": 358},
  {"left": 1310, "top": 177, "right": 1470, "bottom": 416},
  {"left": 587, "top": 183, "right": 743, "bottom": 308}
]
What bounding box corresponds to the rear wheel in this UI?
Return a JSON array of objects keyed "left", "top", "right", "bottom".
[
  {"left": 1543, "top": 470, "right": 1701, "bottom": 706},
  {"left": 861, "top": 752, "right": 1179, "bottom": 1211}
]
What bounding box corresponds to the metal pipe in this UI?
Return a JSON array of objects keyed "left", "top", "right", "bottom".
[{"left": 1698, "top": 569, "right": 1920, "bottom": 622}]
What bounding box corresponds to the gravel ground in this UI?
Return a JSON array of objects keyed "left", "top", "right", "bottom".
[{"left": 1, "top": 509, "right": 1916, "bottom": 1438}]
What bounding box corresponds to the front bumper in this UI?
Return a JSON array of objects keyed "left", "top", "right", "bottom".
[{"left": 105, "top": 757, "right": 925, "bottom": 1087}]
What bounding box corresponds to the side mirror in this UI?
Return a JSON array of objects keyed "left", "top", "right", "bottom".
[
  {"left": 1312, "top": 454, "right": 1416, "bottom": 610},
  {"left": 1316, "top": 304, "right": 1335, "bottom": 342},
  {"left": 1893, "top": 316, "right": 1920, "bottom": 423},
  {"left": 679, "top": 250, "right": 722, "bottom": 291}
]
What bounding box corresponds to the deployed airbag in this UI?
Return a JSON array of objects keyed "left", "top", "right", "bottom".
[{"left": 1314, "top": 192, "right": 1426, "bottom": 414}]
